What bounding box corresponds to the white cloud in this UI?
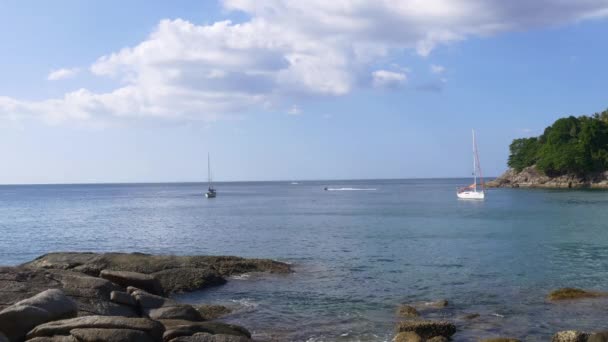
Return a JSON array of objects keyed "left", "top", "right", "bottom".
[
  {"left": 287, "top": 105, "right": 301, "bottom": 115},
  {"left": 372, "top": 70, "right": 407, "bottom": 89},
  {"left": 430, "top": 64, "right": 445, "bottom": 74},
  {"left": 2, "top": 0, "right": 608, "bottom": 123},
  {"left": 47, "top": 68, "right": 80, "bottom": 81}
]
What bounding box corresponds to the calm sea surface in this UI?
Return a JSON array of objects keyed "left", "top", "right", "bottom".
[{"left": 2, "top": 179, "right": 608, "bottom": 341}]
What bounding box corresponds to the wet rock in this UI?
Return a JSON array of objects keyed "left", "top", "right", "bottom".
[
  {"left": 480, "top": 338, "right": 521, "bottom": 342},
  {"left": 70, "top": 328, "right": 155, "bottom": 342},
  {"left": 393, "top": 332, "right": 422, "bottom": 342},
  {"left": 588, "top": 332, "right": 608, "bottom": 342},
  {"left": 548, "top": 288, "right": 604, "bottom": 301},
  {"left": 196, "top": 305, "right": 232, "bottom": 320},
  {"left": 146, "top": 305, "right": 203, "bottom": 321},
  {"left": 0, "top": 289, "right": 77, "bottom": 342},
  {"left": 395, "top": 321, "right": 456, "bottom": 339},
  {"left": 22, "top": 253, "right": 291, "bottom": 282},
  {"left": 100, "top": 270, "right": 164, "bottom": 296},
  {"left": 396, "top": 305, "right": 420, "bottom": 318},
  {"left": 26, "top": 316, "right": 164, "bottom": 341},
  {"left": 463, "top": 313, "right": 480, "bottom": 320},
  {"left": 552, "top": 330, "right": 589, "bottom": 342},
  {"left": 169, "top": 332, "right": 251, "bottom": 342},
  {"left": 160, "top": 320, "right": 251, "bottom": 342},
  {"left": 427, "top": 337, "right": 448, "bottom": 342},
  {"left": 110, "top": 291, "right": 137, "bottom": 307},
  {"left": 153, "top": 268, "right": 226, "bottom": 294}
]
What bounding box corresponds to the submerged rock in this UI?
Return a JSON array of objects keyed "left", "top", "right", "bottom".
[
  {"left": 397, "top": 305, "right": 420, "bottom": 318},
  {"left": 480, "top": 338, "right": 521, "bottom": 342},
  {"left": 394, "top": 332, "right": 422, "bottom": 342},
  {"left": 152, "top": 268, "right": 226, "bottom": 294},
  {"left": 395, "top": 320, "right": 456, "bottom": 339},
  {"left": 0, "top": 289, "right": 77, "bottom": 342},
  {"left": 548, "top": 288, "right": 604, "bottom": 301},
  {"left": 426, "top": 337, "right": 448, "bottom": 342},
  {"left": 463, "top": 313, "right": 480, "bottom": 320},
  {"left": 552, "top": 330, "right": 589, "bottom": 342}
]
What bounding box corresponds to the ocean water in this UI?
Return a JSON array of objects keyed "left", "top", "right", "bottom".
[{"left": 2, "top": 179, "right": 608, "bottom": 341}]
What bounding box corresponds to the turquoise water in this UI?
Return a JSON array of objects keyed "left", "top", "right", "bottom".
[{"left": 2, "top": 179, "right": 608, "bottom": 341}]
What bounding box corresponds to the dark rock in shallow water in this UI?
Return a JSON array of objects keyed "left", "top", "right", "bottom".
[
  {"left": 552, "top": 331, "right": 589, "bottom": 342},
  {"left": 152, "top": 268, "right": 226, "bottom": 293},
  {"left": 169, "top": 332, "right": 251, "bottom": 342},
  {"left": 427, "top": 337, "right": 448, "bottom": 342},
  {"left": 396, "top": 305, "right": 420, "bottom": 318},
  {"left": 393, "top": 332, "right": 422, "bottom": 342},
  {"left": 146, "top": 304, "right": 203, "bottom": 321},
  {"left": 0, "top": 289, "right": 77, "bottom": 342},
  {"left": 26, "top": 316, "right": 164, "bottom": 341},
  {"left": 463, "top": 313, "right": 480, "bottom": 320},
  {"left": 548, "top": 288, "right": 604, "bottom": 301},
  {"left": 395, "top": 321, "right": 456, "bottom": 339},
  {"left": 196, "top": 305, "right": 232, "bottom": 321},
  {"left": 588, "top": 332, "right": 608, "bottom": 342},
  {"left": 480, "top": 338, "right": 521, "bottom": 342},
  {"left": 100, "top": 270, "right": 164, "bottom": 296}
]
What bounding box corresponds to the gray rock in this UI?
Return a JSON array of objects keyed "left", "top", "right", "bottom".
[
  {"left": 552, "top": 331, "right": 589, "bottom": 342},
  {"left": 395, "top": 321, "right": 456, "bottom": 339},
  {"left": 110, "top": 291, "right": 137, "bottom": 307},
  {"left": 589, "top": 331, "right": 608, "bottom": 342},
  {"left": 26, "top": 337, "right": 77, "bottom": 342},
  {"left": 0, "top": 289, "right": 77, "bottom": 342},
  {"left": 70, "top": 328, "right": 155, "bottom": 342},
  {"left": 26, "top": 316, "right": 164, "bottom": 341},
  {"left": 132, "top": 290, "right": 177, "bottom": 309},
  {"left": 146, "top": 305, "right": 203, "bottom": 321},
  {"left": 160, "top": 320, "right": 251, "bottom": 342},
  {"left": 100, "top": 270, "right": 164, "bottom": 296},
  {"left": 196, "top": 305, "right": 232, "bottom": 320},
  {"left": 169, "top": 333, "right": 251, "bottom": 342},
  {"left": 152, "top": 268, "right": 226, "bottom": 294}
]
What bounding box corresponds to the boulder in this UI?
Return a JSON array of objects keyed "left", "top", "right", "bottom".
[
  {"left": 26, "top": 316, "right": 164, "bottom": 341},
  {"left": 393, "top": 332, "right": 422, "bottom": 342},
  {"left": 589, "top": 332, "right": 608, "bottom": 342},
  {"left": 70, "top": 328, "right": 155, "bottom": 342},
  {"left": 152, "top": 268, "right": 226, "bottom": 293},
  {"left": 100, "top": 270, "right": 164, "bottom": 296},
  {"left": 552, "top": 331, "right": 589, "bottom": 342},
  {"left": 159, "top": 320, "right": 250, "bottom": 342},
  {"left": 0, "top": 289, "right": 77, "bottom": 342},
  {"left": 132, "top": 290, "right": 177, "bottom": 309},
  {"left": 169, "top": 333, "right": 250, "bottom": 342},
  {"left": 196, "top": 305, "right": 232, "bottom": 320},
  {"left": 548, "top": 288, "right": 604, "bottom": 301},
  {"left": 146, "top": 305, "right": 203, "bottom": 321},
  {"left": 395, "top": 321, "right": 456, "bottom": 339},
  {"left": 110, "top": 291, "right": 137, "bottom": 307},
  {"left": 26, "top": 337, "right": 77, "bottom": 342},
  {"left": 396, "top": 305, "right": 420, "bottom": 318}
]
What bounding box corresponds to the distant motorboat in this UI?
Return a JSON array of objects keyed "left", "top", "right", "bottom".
[
  {"left": 205, "top": 153, "right": 217, "bottom": 198},
  {"left": 457, "top": 129, "right": 485, "bottom": 200}
]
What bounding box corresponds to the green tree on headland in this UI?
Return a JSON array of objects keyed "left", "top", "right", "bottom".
[{"left": 508, "top": 109, "right": 608, "bottom": 175}]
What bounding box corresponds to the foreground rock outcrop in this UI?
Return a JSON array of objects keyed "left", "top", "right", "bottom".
[
  {"left": 0, "top": 252, "right": 291, "bottom": 342},
  {"left": 487, "top": 166, "right": 608, "bottom": 189}
]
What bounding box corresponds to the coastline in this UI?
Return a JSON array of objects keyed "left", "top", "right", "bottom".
[{"left": 486, "top": 166, "right": 608, "bottom": 189}]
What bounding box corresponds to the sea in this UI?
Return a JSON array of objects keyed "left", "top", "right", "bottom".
[{"left": 2, "top": 179, "right": 608, "bottom": 341}]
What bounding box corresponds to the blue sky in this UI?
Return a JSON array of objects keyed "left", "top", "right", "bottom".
[{"left": 0, "top": 1, "right": 607, "bottom": 184}]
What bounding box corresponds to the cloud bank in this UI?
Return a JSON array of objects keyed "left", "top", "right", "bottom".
[{"left": 1, "top": 0, "right": 608, "bottom": 122}]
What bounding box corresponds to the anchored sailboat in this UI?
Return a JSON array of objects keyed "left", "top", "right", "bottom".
[
  {"left": 205, "top": 153, "right": 217, "bottom": 198},
  {"left": 457, "top": 130, "right": 485, "bottom": 200}
]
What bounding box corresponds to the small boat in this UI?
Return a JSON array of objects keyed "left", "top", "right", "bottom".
[
  {"left": 457, "top": 129, "right": 485, "bottom": 200},
  {"left": 205, "top": 153, "right": 217, "bottom": 198}
]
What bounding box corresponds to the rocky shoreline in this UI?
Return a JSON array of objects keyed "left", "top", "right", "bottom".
[
  {"left": 1, "top": 252, "right": 608, "bottom": 341},
  {"left": 486, "top": 166, "right": 608, "bottom": 189},
  {"left": 0, "top": 252, "right": 290, "bottom": 342}
]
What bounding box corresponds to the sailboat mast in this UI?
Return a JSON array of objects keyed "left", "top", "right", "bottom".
[
  {"left": 472, "top": 129, "right": 477, "bottom": 191},
  {"left": 207, "top": 153, "right": 212, "bottom": 188}
]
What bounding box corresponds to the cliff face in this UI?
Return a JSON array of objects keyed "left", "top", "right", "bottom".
[{"left": 486, "top": 166, "right": 608, "bottom": 189}]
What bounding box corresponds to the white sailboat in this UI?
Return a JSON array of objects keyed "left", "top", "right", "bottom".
[
  {"left": 457, "top": 130, "right": 485, "bottom": 200},
  {"left": 205, "top": 153, "right": 217, "bottom": 198}
]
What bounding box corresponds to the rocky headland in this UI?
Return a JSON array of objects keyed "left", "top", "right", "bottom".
[
  {"left": 0, "top": 252, "right": 290, "bottom": 342},
  {"left": 486, "top": 166, "right": 608, "bottom": 189}
]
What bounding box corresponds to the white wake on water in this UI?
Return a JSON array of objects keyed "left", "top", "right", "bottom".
[{"left": 325, "top": 188, "right": 377, "bottom": 191}]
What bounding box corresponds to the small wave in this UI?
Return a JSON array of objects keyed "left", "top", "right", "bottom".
[
  {"left": 325, "top": 188, "right": 377, "bottom": 191},
  {"left": 231, "top": 298, "right": 259, "bottom": 309},
  {"left": 230, "top": 274, "right": 250, "bottom": 280},
  {"left": 492, "top": 313, "right": 505, "bottom": 318}
]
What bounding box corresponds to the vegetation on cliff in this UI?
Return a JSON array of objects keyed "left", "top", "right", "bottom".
[{"left": 508, "top": 109, "right": 608, "bottom": 176}]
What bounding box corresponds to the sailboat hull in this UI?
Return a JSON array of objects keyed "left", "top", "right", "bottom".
[
  {"left": 457, "top": 190, "right": 485, "bottom": 200},
  {"left": 205, "top": 192, "right": 216, "bottom": 198}
]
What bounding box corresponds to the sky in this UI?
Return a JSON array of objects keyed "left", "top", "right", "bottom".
[{"left": 0, "top": 0, "right": 608, "bottom": 184}]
